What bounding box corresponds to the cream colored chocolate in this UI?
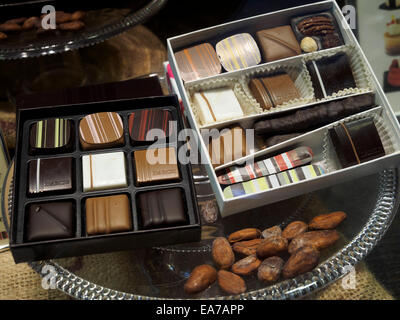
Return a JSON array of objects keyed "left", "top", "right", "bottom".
[{"left": 79, "top": 112, "right": 124, "bottom": 150}]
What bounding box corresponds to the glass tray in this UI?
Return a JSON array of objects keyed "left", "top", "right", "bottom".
[
  {"left": 2, "top": 161, "right": 400, "bottom": 299},
  {"left": 0, "top": 0, "right": 167, "bottom": 60}
]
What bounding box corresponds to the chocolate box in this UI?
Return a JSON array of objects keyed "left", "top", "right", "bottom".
[
  {"left": 167, "top": 0, "right": 400, "bottom": 216},
  {"left": 10, "top": 95, "right": 201, "bottom": 263}
]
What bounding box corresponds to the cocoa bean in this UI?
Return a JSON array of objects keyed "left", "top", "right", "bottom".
[
  {"left": 228, "top": 228, "right": 261, "bottom": 243},
  {"left": 56, "top": 11, "right": 72, "bottom": 24},
  {"left": 261, "top": 225, "right": 282, "bottom": 240},
  {"left": 288, "top": 230, "right": 339, "bottom": 254},
  {"left": 0, "top": 23, "right": 22, "bottom": 32},
  {"left": 6, "top": 17, "right": 27, "bottom": 25},
  {"left": 282, "top": 245, "right": 320, "bottom": 279},
  {"left": 0, "top": 32, "right": 7, "bottom": 40},
  {"left": 58, "top": 21, "right": 85, "bottom": 31},
  {"left": 257, "top": 256, "right": 285, "bottom": 283},
  {"left": 232, "top": 239, "right": 262, "bottom": 256},
  {"left": 309, "top": 211, "right": 347, "bottom": 230},
  {"left": 184, "top": 265, "right": 217, "bottom": 294},
  {"left": 231, "top": 254, "right": 261, "bottom": 276},
  {"left": 282, "top": 221, "right": 308, "bottom": 240},
  {"left": 217, "top": 270, "right": 246, "bottom": 295},
  {"left": 71, "top": 11, "right": 86, "bottom": 21},
  {"left": 212, "top": 237, "right": 235, "bottom": 269},
  {"left": 22, "top": 17, "right": 40, "bottom": 30},
  {"left": 256, "top": 236, "right": 288, "bottom": 258}
]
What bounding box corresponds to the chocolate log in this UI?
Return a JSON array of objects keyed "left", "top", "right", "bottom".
[{"left": 254, "top": 93, "right": 375, "bottom": 136}]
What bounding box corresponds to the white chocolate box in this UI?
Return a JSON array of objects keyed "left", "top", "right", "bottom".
[{"left": 167, "top": 0, "right": 400, "bottom": 217}]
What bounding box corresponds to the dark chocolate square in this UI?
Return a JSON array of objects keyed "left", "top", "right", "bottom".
[
  {"left": 138, "top": 188, "right": 187, "bottom": 229},
  {"left": 25, "top": 201, "right": 75, "bottom": 242},
  {"left": 28, "top": 157, "right": 73, "bottom": 195},
  {"left": 129, "top": 109, "right": 173, "bottom": 143}
]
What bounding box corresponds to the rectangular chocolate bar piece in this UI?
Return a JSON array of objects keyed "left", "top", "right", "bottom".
[
  {"left": 134, "top": 147, "right": 180, "bottom": 185},
  {"left": 85, "top": 194, "right": 132, "bottom": 235},
  {"left": 25, "top": 201, "right": 75, "bottom": 242},
  {"left": 138, "top": 188, "right": 187, "bottom": 229},
  {"left": 28, "top": 157, "right": 73, "bottom": 194}
]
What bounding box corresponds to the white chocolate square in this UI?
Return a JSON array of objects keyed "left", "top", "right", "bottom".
[
  {"left": 193, "top": 88, "right": 244, "bottom": 125},
  {"left": 82, "top": 151, "right": 127, "bottom": 192}
]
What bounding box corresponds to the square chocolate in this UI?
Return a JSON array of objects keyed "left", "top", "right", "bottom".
[
  {"left": 30, "top": 118, "right": 73, "bottom": 153},
  {"left": 129, "top": 109, "right": 173, "bottom": 143},
  {"left": 85, "top": 194, "right": 132, "bottom": 235},
  {"left": 82, "top": 151, "right": 127, "bottom": 192},
  {"left": 28, "top": 157, "right": 73, "bottom": 195},
  {"left": 134, "top": 147, "right": 180, "bottom": 185},
  {"left": 174, "top": 43, "right": 222, "bottom": 82},
  {"left": 25, "top": 201, "right": 75, "bottom": 242},
  {"left": 138, "top": 188, "right": 187, "bottom": 229},
  {"left": 79, "top": 112, "right": 124, "bottom": 150}
]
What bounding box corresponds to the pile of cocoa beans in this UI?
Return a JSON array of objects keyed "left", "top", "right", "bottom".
[
  {"left": 0, "top": 11, "right": 86, "bottom": 40},
  {"left": 184, "top": 211, "right": 347, "bottom": 295}
]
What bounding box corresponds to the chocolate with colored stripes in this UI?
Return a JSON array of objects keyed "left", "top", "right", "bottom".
[
  {"left": 223, "top": 164, "right": 325, "bottom": 199},
  {"left": 28, "top": 157, "right": 73, "bottom": 195},
  {"left": 174, "top": 43, "right": 222, "bottom": 82},
  {"left": 30, "top": 118, "right": 73, "bottom": 153},
  {"left": 216, "top": 33, "right": 261, "bottom": 72},
  {"left": 129, "top": 109, "right": 172, "bottom": 143},
  {"left": 249, "top": 73, "right": 300, "bottom": 110},
  {"left": 79, "top": 112, "right": 124, "bottom": 150},
  {"left": 82, "top": 152, "right": 127, "bottom": 192},
  {"left": 217, "top": 146, "right": 313, "bottom": 185},
  {"left": 25, "top": 201, "right": 75, "bottom": 242},
  {"left": 329, "top": 117, "right": 385, "bottom": 168},
  {"left": 85, "top": 194, "right": 132, "bottom": 235}
]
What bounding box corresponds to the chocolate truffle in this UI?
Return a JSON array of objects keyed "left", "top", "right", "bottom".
[
  {"left": 249, "top": 73, "right": 300, "bottom": 110},
  {"left": 174, "top": 43, "right": 222, "bottom": 82},
  {"left": 82, "top": 151, "right": 127, "bottom": 192},
  {"left": 28, "top": 157, "right": 73, "bottom": 195},
  {"left": 138, "top": 188, "right": 187, "bottom": 229},
  {"left": 192, "top": 88, "right": 244, "bottom": 125},
  {"left": 329, "top": 117, "right": 385, "bottom": 168},
  {"left": 129, "top": 109, "right": 172, "bottom": 143},
  {"left": 85, "top": 194, "right": 132, "bottom": 235},
  {"left": 216, "top": 33, "right": 261, "bottom": 72},
  {"left": 30, "top": 118, "right": 73, "bottom": 152},
  {"left": 79, "top": 112, "right": 124, "bottom": 150},
  {"left": 25, "top": 201, "right": 75, "bottom": 242},
  {"left": 205, "top": 125, "right": 252, "bottom": 167},
  {"left": 256, "top": 26, "right": 301, "bottom": 62},
  {"left": 134, "top": 147, "right": 180, "bottom": 185},
  {"left": 306, "top": 53, "right": 356, "bottom": 100}
]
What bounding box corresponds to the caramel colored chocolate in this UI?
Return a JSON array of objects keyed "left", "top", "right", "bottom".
[
  {"left": 249, "top": 73, "right": 300, "bottom": 110},
  {"left": 174, "top": 43, "right": 221, "bottom": 82},
  {"left": 85, "top": 194, "right": 132, "bottom": 235},
  {"left": 134, "top": 147, "right": 180, "bottom": 185},
  {"left": 256, "top": 26, "right": 301, "bottom": 62},
  {"left": 79, "top": 112, "right": 124, "bottom": 150}
]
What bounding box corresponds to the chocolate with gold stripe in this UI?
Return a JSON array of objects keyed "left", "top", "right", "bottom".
[
  {"left": 216, "top": 33, "right": 261, "bottom": 72},
  {"left": 79, "top": 112, "right": 124, "bottom": 150},
  {"left": 30, "top": 118, "right": 72, "bottom": 152},
  {"left": 174, "top": 43, "right": 222, "bottom": 82},
  {"left": 223, "top": 164, "right": 325, "bottom": 199}
]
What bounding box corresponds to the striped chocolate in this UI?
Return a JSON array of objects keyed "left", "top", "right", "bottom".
[
  {"left": 216, "top": 33, "right": 261, "bottom": 72},
  {"left": 30, "top": 118, "right": 72, "bottom": 150},
  {"left": 129, "top": 109, "right": 172, "bottom": 143},
  {"left": 223, "top": 164, "right": 325, "bottom": 199},
  {"left": 79, "top": 112, "right": 124, "bottom": 150},
  {"left": 174, "top": 43, "right": 222, "bottom": 82}
]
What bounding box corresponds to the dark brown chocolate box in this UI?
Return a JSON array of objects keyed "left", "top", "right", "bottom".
[{"left": 10, "top": 95, "right": 201, "bottom": 263}]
